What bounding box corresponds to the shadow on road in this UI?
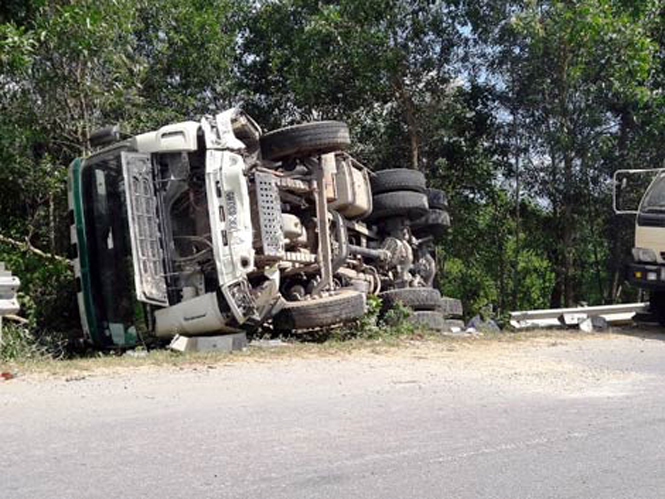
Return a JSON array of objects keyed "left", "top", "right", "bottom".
[{"left": 610, "top": 324, "right": 665, "bottom": 342}]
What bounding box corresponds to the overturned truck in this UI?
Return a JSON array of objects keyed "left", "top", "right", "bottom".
[{"left": 68, "top": 109, "right": 462, "bottom": 348}]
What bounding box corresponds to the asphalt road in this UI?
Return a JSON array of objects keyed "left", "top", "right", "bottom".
[{"left": 3, "top": 331, "right": 665, "bottom": 499}]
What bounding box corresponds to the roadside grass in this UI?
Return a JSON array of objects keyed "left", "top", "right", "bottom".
[
  {"left": 2, "top": 296, "right": 646, "bottom": 377},
  {"left": 0, "top": 326, "right": 629, "bottom": 378}
]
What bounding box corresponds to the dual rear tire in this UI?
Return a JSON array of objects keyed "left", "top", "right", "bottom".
[
  {"left": 368, "top": 170, "right": 450, "bottom": 236},
  {"left": 259, "top": 125, "right": 461, "bottom": 333},
  {"left": 378, "top": 287, "right": 463, "bottom": 332}
]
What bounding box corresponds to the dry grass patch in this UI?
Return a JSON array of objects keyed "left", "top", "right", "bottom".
[{"left": 0, "top": 327, "right": 645, "bottom": 380}]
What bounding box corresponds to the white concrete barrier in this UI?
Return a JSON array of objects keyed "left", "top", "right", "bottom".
[{"left": 0, "top": 262, "right": 21, "bottom": 344}]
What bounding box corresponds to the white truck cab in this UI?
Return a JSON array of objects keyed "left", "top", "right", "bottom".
[
  {"left": 615, "top": 168, "right": 665, "bottom": 322},
  {"left": 68, "top": 110, "right": 282, "bottom": 347}
]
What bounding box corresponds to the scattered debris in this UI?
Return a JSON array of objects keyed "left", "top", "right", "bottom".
[
  {"left": 466, "top": 315, "right": 500, "bottom": 333},
  {"left": 510, "top": 303, "right": 647, "bottom": 329},
  {"left": 124, "top": 349, "right": 148, "bottom": 358},
  {"left": 441, "top": 319, "right": 465, "bottom": 334},
  {"left": 250, "top": 339, "right": 291, "bottom": 349},
  {"left": 169, "top": 333, "right": 248, "bottom": 353},
  {"left": 579, "top": 316, "right": 609, "bottom": 333},
  {"left": 441, "top": 326, "right": 483, "bottom": 338},
  {"left": 1, "top": 371, "right": 15, "bottom": 381},
  {"left": 559, "top": 312, "right": 589, "bottom": 326}
]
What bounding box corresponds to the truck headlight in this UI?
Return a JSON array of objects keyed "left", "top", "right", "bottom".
[{"left": 632, "top": 247, "right": 657, "bottom": 263}]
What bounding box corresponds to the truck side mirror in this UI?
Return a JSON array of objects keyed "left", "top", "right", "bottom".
[
  {"left": 613, "top": 168, "right": 665, "bottom": 215},
  {"left": 89, "top": 125, "right": 122, "bottom": 148}
]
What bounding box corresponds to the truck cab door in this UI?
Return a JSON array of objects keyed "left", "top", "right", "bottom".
[
  {"left": 121, "top": 151, "right": 169, "bottom": 306},
  {"left": 613, "top": 168, "right": 664, "bottom": 215}
]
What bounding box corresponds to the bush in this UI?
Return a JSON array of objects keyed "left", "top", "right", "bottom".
[
  {"left": 341, "top": 295, "right": 416, "bottom": 340},
  {"left": 0, "top": 323, "right": 49, "bottom": 362}
]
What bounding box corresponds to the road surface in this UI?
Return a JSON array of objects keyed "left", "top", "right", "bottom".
[{"left": 3, "top": 331, "right": 665, "bottom": 498}]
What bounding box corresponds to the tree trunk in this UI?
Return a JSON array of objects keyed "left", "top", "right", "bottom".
[
  {"left": 548, "top": 149, "right": 564, "bottom": 309},
  {"left": 512, "top": 116, "right": 521, "bottom": 310},
  {"left": 562, "top": 151, "right": 574, "bottom": 307},
  {"left": 393, "top": 75, "right": 419, "bottom": 170},
  {"left": 549, "top": 249, "right": 564, "bottom": 309},
  {"left": 607, "top": 107, "right": 635, "bottom": 302},
  {"left": 49, "top": 193, "right": 55, "bottom": 254}
]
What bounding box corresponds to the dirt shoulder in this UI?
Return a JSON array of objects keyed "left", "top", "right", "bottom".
[{"left": 2, "top": 326, "right": 661, "bottom": 382}]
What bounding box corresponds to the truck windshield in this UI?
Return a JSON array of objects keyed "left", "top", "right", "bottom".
[
  {"left": 81, "top": 152, "right": 138, "bottom": 344},
  {"left": 641, "top": 176, "right": 665, "bottom": 212}
]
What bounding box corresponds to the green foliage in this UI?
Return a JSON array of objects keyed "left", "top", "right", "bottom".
[
  {"left": 1, "top": 323, "right": 50, "bottom": 362},
  {"left": 133, "top": 0, "right": 242, "bottom": 122},
  {"left": 348, "top": 294, "right": 383, "bottom": 339},
  {"left": 338, "top": 295, "right": 417, "bottom": 340},
  {"left": 379, "top": 301, "right": 416, "bottom": 337}
]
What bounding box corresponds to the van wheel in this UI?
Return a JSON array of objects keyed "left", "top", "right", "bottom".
[
  {"left": 273, "top": 289, "right": 366, "bottom": 331},
  {"left": 260, "top": 121, "right": 350, "bottom": 161}
]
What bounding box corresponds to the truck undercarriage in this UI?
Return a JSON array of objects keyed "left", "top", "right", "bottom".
[{"left": 68, "top": 109, "right": 460, "bottom": 348}]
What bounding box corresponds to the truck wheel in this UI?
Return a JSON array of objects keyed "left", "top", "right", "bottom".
[
  {"left": 371, "top": 169, "right": 426, "bottom": 195},
  {"left": 260, "top": 121, "right": 350, "bottom": 161},
  {"left": 426, "top": 188, "right": 448, "bottom": 210},
  {"left": 650, "top": 291, "right": 665, "bottom": 326},
  {"left": 273, "top": 289, "right": 366, "bottom": 331},
  {"left": 408, "top": 310, "right": 446, "bottom": 331},
  {"left": 369, "top": 191, "right": 428, "bottom": 221},
  {"left": 411, "top": 209, "right": 451, "bottom": 236},
  {"left": 379, "top": 287, "right": 441, "bottom": 311},
  {"left": 438, "top": 296, "right": 463, "bottom": 318}
]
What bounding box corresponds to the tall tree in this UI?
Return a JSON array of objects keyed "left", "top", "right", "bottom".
[
  {"left": 240, "top": 0, "right": 464, "bottom": 170},
  {"left": 494, "top": 0, "right": 658, "bottom": 306}
]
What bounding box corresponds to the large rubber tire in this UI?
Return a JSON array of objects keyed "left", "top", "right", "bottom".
[
  {"left": 408, "top": 310, "right": 446, "bottom": 331},
  {"left": 438, "top": 296, "right": 464, "bottom": 318},
  {"left": 426, "top": 188, "right": 448, "bottom": 210},
  {"left": 260, "top": 121, "right": 350, "bottom": 161},
  {"left": 411, "top": 209, "right": 451, "bottom": 237},
  {"left": 273, "top": 290, "right": 366, "bottom": 331},
  {"left": 371, "top": 169, "right": 426, "bottom": 195},
  {"left": 379, "top": 287, "right": 441, "bottom": 311},
  {"left": 369, "top": 191, "right": 428, "bottom": 221},
  {"left": 650, "top": 291, "right": 665, "bottom": 326}
]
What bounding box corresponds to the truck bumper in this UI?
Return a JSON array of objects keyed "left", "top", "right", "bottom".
[{"left": 628, "top": 263, "right": 665, "bottom": 290}]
